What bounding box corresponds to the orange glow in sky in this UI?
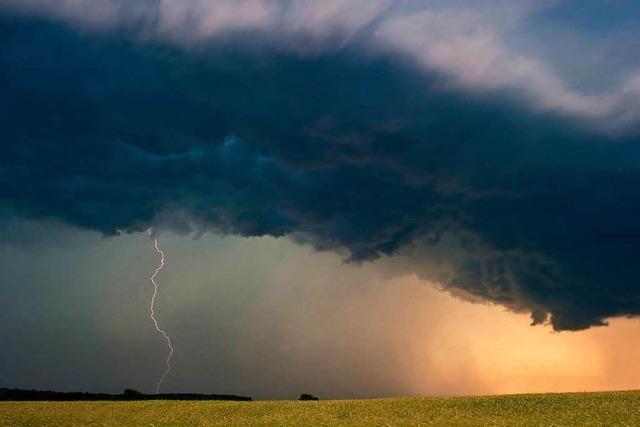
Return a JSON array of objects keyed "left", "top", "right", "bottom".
[
  {"left": 238, "top": 251, "right": 640, "bottom": 398},
  {"left": 370, "top": 275, "right": 640, "bottom": 396}
]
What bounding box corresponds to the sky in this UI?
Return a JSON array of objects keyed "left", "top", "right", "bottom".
[{"left": 1, "top": 0, "right": 640, "bottom": 399}]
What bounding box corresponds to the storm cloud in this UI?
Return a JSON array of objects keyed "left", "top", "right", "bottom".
[{"left": 2, "top": 2, "right": 640, "bottom": 331}]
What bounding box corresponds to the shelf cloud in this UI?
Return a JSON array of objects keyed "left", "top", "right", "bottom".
[{"left": 2, "top": 1, "right": 640, "bottom": 331}]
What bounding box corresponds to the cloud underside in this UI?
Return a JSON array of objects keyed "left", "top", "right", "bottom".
[{"left": 2, "top": 14, "right": 640, "bottom": 331}]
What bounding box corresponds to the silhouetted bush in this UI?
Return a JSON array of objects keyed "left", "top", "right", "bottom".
[
  {"left": 123, "top": 389, "right": 142, "bottom": 398},
  {"left": 299, "top": 393, "right": 319, "bottom": 401}
]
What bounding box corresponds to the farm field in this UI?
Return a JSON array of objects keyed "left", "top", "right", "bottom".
[{"left": 2, "top": 390, "right": 640, "bottom": 426}]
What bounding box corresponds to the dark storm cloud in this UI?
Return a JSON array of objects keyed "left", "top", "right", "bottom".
[{"left": 2, "top": 12, "right": 640, "bottom": 331}]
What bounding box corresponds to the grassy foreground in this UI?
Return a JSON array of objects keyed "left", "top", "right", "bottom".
[{"left": 2, "top": 391, "right": 640, "bottom": 426}]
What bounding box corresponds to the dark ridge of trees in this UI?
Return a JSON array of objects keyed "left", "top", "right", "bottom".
[
  {"left": 0, "top": 388, "right": 251, "bottom": 401},
  {"left": 299, "top": 393, "right": 320, "bottom": 401}
]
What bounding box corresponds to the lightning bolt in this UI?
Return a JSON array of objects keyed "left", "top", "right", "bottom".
[{"left": 148, "top": 228, "right": 174, "bottom": 394}]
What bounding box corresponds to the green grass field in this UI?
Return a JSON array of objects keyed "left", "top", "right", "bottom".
[{"left": 2, "top": 391, "right": 640, "bottom": 426}]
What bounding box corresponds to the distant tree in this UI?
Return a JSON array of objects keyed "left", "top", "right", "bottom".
[
  {"left": 299, "top": 393, "right": 319, "bottom": 401},
  {"left": 123, "top": 388, "right": 143, "bottom": 398}
]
